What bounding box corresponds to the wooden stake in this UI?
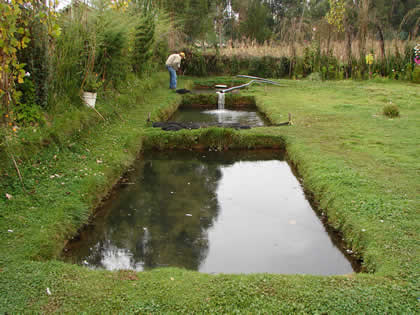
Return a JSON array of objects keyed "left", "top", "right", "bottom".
[
  {"left": 288, "top": 113, "right": 293, "bottom": 125},
  {"left": 10, "top": 153, "right": 25, "bottom": 191},
  {"left": 92, "top": 107, "right": 105, "bottom": 121}
]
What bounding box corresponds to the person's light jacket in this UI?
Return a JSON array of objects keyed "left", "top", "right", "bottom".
[{"left": 165, "top": 54, "right": 182, "bottom": 70}]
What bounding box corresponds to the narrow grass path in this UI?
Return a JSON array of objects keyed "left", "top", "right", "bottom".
[{"left": 0, "top": 74, "right": 418, "bottom": 313}]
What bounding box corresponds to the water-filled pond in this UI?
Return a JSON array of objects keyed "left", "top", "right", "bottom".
[
  {"left": 170, "top": 108, "right": 268, "bottom": 127},
  {"left": 63, "top": 150, "right": 359, "bottom": 275}
]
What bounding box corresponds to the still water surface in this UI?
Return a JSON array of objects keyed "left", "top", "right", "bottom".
[
  {"left": 63, "top": 151, "right": 357, "bottom": 275},
  {"left": 170, "top": 108, "right": 268, "bottom": 127}
]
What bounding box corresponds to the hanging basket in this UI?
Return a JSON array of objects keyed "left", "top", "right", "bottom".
[{"left": 82, "top": 91, "right": 97, "bottom": 108}]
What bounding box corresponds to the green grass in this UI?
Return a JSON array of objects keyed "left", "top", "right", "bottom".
[{"left": 0, "top": 75, "right": 419, "bottom": 313}]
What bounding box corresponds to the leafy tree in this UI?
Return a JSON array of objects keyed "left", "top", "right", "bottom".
[
  {"left": 0, "top": 1, "right": 30, "bottom": 127},
  {"left": 213, "top": 0, "right": 230, "bottom": 47},
  {"left": 1, "top": 0, "right": 59, "bottom": 126},
  {"left": 240, "top": 0, "right": 273, "bottom": 44},
  {"left": 184, "top": 0, "right": 214, "bottom": 45},
  {"left": 326, "top": 0, "right": 346, "bottom": 32},
  {"left": 400, "top": 3, "right": 420, "bottom": 40}
]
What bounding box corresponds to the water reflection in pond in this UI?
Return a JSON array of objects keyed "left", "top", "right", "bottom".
[
  {"left": 170, "top": 108, "right": 268, "bottom": 127},
  {"left": 63, "top": 151, "right": 358, "bottom": 275}
]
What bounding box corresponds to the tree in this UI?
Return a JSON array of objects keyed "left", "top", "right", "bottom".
[
  {"left": 1, "top": 0, "right": 59, "bottom": 125},
  {"left": 0, "top": 0, "right": 30, "bottom": 127},
  {"left": 400, "top": 4, "right": 420, "bottom": 40},
  {"left": 132, "top": 14, "right": 155, "bottom": 74},
  {"left": 240, "top": 0, "right": 273, "bottom": 44},
  {"left": 183, "top": 0, "right": 213, "bottom": 46},
  {"left": 213, "top": 0, "right": 230, "bottom": 48},
  {"left": 326, "top": 0, "right": 346, "bottom": 32}
]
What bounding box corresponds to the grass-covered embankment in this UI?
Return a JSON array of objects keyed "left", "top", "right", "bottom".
[{"left": 1, "top": 74, "right": 419, "bottom": 313}]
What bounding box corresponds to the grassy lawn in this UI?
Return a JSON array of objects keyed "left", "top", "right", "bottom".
[{"left": 0, "top": 73, "right": 418, "bottom": 313}]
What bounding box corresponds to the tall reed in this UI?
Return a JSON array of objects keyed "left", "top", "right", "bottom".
[{"left": 220, "top": 39, "right": 416, "bottom": 61}]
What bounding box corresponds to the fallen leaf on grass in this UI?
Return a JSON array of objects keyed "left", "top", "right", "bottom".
[{"left": 118, "top": 270, "right": 139, "bottom": 281}]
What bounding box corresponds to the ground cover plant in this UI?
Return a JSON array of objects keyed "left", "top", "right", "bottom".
[
  {"left": 1, "top": 72, "right": 419, "bottom": 312},
  {"left": 1, "top": 0, "right": 419, "bottom": 312}
]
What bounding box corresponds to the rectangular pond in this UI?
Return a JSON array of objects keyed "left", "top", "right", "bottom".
[
  {"left": 62, "top": 150, "right": 359, "bottom": 275},
  {"left": 168, "top": 94, "right": 270, "bottom": 128},
  {"left": 170, "top": 108, "right": 269, "bottom": 127}
]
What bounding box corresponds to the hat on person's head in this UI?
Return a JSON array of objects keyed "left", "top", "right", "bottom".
[{"left": 179, "top": 52, "right": 185, "bottom": 58}]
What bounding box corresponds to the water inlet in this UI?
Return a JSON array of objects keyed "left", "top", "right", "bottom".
[{"left": 217, "top": 91, "right": 225, "bottom": 110}]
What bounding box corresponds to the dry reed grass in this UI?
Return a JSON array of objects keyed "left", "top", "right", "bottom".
[{"left": 219, "top": 39, "right": 417, "bottom": 61}]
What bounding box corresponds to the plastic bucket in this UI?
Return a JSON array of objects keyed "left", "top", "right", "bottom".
[{"left": 83, "top": 92, "right": 97, "bottom": 108}]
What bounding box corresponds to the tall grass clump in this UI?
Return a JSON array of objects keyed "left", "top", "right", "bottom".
[
  {"left": 51, "top": 4, "right": 96, "bottom": 105},
  {"left": 383, "top": 104, "right": 400, "bottom": 118},
  {"left": 48, "top": 0, "right": 170, "bottom": 115},
  {"left": 0, "top": 0, "right": 172, "bottom": 172},
  {"left": 51, "top": 3, "right": 135, "bottom": 106}
]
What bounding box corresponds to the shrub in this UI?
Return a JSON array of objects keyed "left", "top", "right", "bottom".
[
  {"left": 307, "top": 72, "right": 322, "bottom": 81},
  {"left": 412, "top": 66, "right": 420, "bottom": 84},
  {"left": 294, "top": 57, "right": 304, "bottom": 78},
  {"left": 383, "top": 104, "right": 400, "bottom": 118},
  {"left": 184, "top": 50, "right": 207, "bottom": 76},
  {"left": 15, "top": 78, "right": 44, "bottom": 125},
  {"left": 95, "top": 10, "right": 131, "bottom": 88},
  {"left": 277, "top": 57, "right": 290, "bottom": 78},
  {"left": 229, "top": 56, "right": 240, "bottom": 75},
  {"left": 83, "top": 72, "right": 103, "bottom": 92},
  {"left": 249, "top": 57, "right": 269, "bottom": 77}
]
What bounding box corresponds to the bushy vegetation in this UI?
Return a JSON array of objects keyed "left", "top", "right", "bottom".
[
  {"left": 182, "top": 47, "right": 419, "bottom": 81},
  {"left": 383, "top": 104, "right": 400, "bottom": 118},
  {"left": 2, "top": 0, "right": 419, "bottom": 135},
  {"left": 1, "top": 0, "right": 170, "bottom": 134}
]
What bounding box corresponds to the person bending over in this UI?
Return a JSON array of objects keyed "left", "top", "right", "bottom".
[{"left": 165, "top": 52, "right": 185, "bottom": 90}]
